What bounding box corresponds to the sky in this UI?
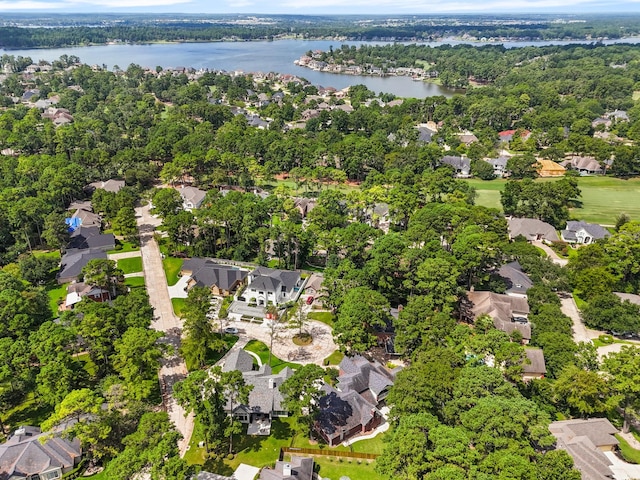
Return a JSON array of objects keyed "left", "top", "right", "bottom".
[{"left": 0, "top": 0, "right": 638, "bottom": 14}]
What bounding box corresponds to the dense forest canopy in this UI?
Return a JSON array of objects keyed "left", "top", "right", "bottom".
[{"left": 2, "top": 13, "right": 640, "bottom": 48}]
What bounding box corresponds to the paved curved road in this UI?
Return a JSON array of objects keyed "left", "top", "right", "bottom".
[{"left": 136, "top": 203, "right": 194, "bottom": 456}]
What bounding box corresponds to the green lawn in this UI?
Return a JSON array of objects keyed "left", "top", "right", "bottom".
[
  {"left": 171, "top": 298, "right": 186, "bottom": 317},
  {"left": 308, "top": 311, "right": 335, "bottom": 328},
  {"left": 466, "top": 176, "right": 640, "bottom": 225},
  {"left": 616, "top": 434, "right": 640, "bottom": 464},
  {"left": 117, "top": 256, "right": 143, "bottom": 274},
  {"left": 33, "top": 249, "right": 61, "bottom": 261},
  {"left": 323, "top": 350, "right": 344, "bottom": 366},
  {"left": 107, "top": 241, "right": 140, "bottom": 254},
  {"left": 83, "top": 469, "right": 108, "bottom": 480},
  {"left": 124, "top": 276, "right": 145, "bottom": 288},
  {"left": 46, "top": 281, "right": 67, "bottom": 317},
  {"left": 244, "top": 340, "right": 301, "bottom": 374},
  {"left": 2, "top": 391, "right": 53, "bottom": 433},
  {"left": 312, "top": 456, "right": 382, "bottom": 480},
  {"left": 184, "top": 334, "right": 239, "bottom": 372},
  {"left": 163, "top": 257, "right": 183, "bottom": 286}
]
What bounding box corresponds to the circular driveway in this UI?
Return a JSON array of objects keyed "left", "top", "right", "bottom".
[{"left": 225, "top": 317, "right": 338, "bottom": 366}]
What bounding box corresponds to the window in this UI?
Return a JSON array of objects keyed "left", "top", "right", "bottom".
[{"left": 40, "top": 469, "right": 62, "bottom": 480}]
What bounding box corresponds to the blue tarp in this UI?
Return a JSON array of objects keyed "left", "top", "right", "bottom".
[{"left": 65, "top": 217, "right": 82, "bottom": 232}]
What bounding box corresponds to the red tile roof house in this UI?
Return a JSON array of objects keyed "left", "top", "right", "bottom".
[
  {"left": 498, "top": 129, "right": 531, "bottom": 143},
  {"left": 315, "top": 355, "right": 400, "bottom": 446}
]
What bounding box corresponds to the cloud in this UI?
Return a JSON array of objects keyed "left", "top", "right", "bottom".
[
  {"left": 0, "top": 1, "right": 66, "bottom": 9},
  {"left": 68, "top": 0, "right": 193, "bottom": 6}
]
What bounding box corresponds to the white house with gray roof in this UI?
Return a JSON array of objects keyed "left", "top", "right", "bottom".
[
  {"left": 561, "top": 221, "right": 611, "bottom": 245},
  {"left": 222, "top": 349, "right": 294, "bottom": 435},
  {"left": 178, "top": 186, "right": 207, "bottom": 211},
  {"left": 246, "top": 267, "right": 302, "bottom": 306}
]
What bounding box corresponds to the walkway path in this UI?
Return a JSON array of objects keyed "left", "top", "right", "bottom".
[
  {"left": 559, "top": 294, "right": 592, "bottom": 344},
  {"left": 107, "top": 250, "right": 142, "bottom": 261},
  {"left": 135, "top": 203, "right": 193, "bottom": 457}
]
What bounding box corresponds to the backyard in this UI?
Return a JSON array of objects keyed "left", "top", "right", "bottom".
[
  {"left": 466, "top": 176, "right": 640, "bottom": 225},
  {"left": 244, "top": 340, "right": 301, "bottom": 373}
]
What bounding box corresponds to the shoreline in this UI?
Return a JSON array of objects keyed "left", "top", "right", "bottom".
[{"left": 3, "top": 34, "right": 640, "bottom": 52}]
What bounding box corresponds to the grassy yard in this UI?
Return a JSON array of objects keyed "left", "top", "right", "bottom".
[
  {"left": 184, "top": 333, "right": 239, "bottom": 372},
  {"left": 244, "top": 340, "right": 301, "bottom": 374},
  {"left": 616, "top": 434, "right": 640, "bottom": 464},
  {"left": 323, "top": 350, "right": 344, "bottom": 366},
  {"left": 2, "top": 392, "right": 53, "bottom": 434},
  {"left": 312, "top": 456, "right": 382, "bottom": 480},
  {"left": 33, "top": 249, "right": 61, "bottom": 261},
  {"left": 171, "top": 298, "right": 186, "bottom": 317},
  {"left": 163, "top": 257, "right": 183, "bottom": 286},
  {"left": 308, "top": 311, "right": 335, "bottom": 328},
  {"left": 46, "top": 281, "right": 67, "bottom": 317},
  {"left": 466, "top": 176, "right": 640, "bottom": 225},
  {"left": 117, "top": 256, "right": 143, "bottom": 274},
  {"left": 124, "top": 276, "right": 145, "bottom": 288},
  {"left": 107, "top": 241, "right": 139, "bottom": 254}
]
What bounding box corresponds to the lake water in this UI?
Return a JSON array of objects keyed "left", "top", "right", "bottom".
[{"left": 3, "top": 37, "right": 640, "bottom": 98}]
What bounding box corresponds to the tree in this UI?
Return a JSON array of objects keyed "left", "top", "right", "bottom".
[
  {"left": 506, "top": 153, "right": 538, "bottom": 179},
  {"left": 333, "top": 286, "right": 390, "bottom": 354},
  {"left": 41, "top": 388, "right": 104, "bottom": 431},
  {"left": 104, "top": 412, "right": 191, "bottom": 480},
  {"left": 18, "top": 254, "right": 58, "bottom": 285},
  {"left": 582, "top": 293, "right": 640, "bottom": 333},
  {"left": 288, "top": 298, "right": 309, "bottom": 337},
  {"left": 112, "top": 327, "right": 165, "bottom": 401},
  {"left": 221, "top": 369, "right": 252, "bottom": 454},
  {"left": 603, "top": 346, "right": 640, "bottom": 433},
  {"left": 112, "top": 207, "right": 138, "bottom": 244},
  {"left": 174, "top": 368, "right": 227, "bottom": 454},
  {"left": 553, "top": 365, "right": 609, "bottom": 417},
  {"left": 180, "top": 286, "right": 220, "bottom": 370},
  {"left": 151, "top": 188, "right": 182, "bottom": 219},
  {"left": 471, "top": 158, "right": 496, "bottom": 180},
  {"left": 280, "top": 364, "right": 325, "bottom": 438},
  {"left": 81, "top": 258, "right": 124, "bottom": 301},
  {"left": 42, "top": 211, "right": 69, "bottom": 251},
  {"left": 36, "top": 353, "right": 79, "bottom": 407}
]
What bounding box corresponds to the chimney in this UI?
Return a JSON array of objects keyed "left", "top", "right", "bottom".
[
  {"left": 282, "top": 463, "right": 291, "bottom": 476},
  {"left": 269, "top": 378, "right": 275, "bottom": 389}
]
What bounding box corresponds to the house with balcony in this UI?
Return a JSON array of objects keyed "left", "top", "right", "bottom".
[{"left": 245, "top": 267, "right": 302, "bottom": 306}]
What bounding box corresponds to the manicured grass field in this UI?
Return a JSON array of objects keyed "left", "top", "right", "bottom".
[
  {"left": 323, "top": 350, "right": 345, "bottom": 366},
  {"left": 466, "top": 176, "right": 640, "bottom": 225},
  {"left": 107, "top": 241, "right": 139, "bottom": 254},
  {"left": 33, "top": 249, "right": 61, "bottom": 261},
  {"left": 163, "top": 257, "right": 183, "bottom": 286},
  {"left": 46, "top": 281, "right": 67, "bottom": 317},
  {"left": 308, "top": 311, "right": 335, "bottom": 328},
  {"left": 616, "top": 434, "right": 640, "bottom": 464},
  {"left": 313, "top": 456, "right": 382, "bottom": 480},
  {"left": 171, "top": 297, "right": 186, "bottom": 317},
  {"left": 244, "top": 340, "right": 301, "bottom": 374},
  {"left": 116, "top": 256, "right": 143, "bottom": 274},
  {"left": 2, "top": 391, "right": 53, "bottom": 434},
  {"left": 124, "top": 276, "right": 145, "bottom": 288}
]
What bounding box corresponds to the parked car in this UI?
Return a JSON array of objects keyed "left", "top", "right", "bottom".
[
  {"left": 306, "top": 296, "right": 314, "bottom": 305},
  {"left": 223, "top": 327, "right": 238, "bottom": 335}
]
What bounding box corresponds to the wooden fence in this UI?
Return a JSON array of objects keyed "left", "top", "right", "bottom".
[{"left": 280, "top": 447, "right": 378, "bottom": 460}]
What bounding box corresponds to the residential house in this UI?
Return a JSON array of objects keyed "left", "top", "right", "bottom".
[
  {"left": 457, "top": 132, "right": 478, "bottom": 145},
  {"left": 178, "top": 186, "right": 207, "bottom": 211},
  {"left": 498, "top": 129, "right": 531, "bottom": 143},
  {"left": 63, "top": 282, "right": 110, "bottom": 310},
  {"left": 66, "top": 208, "right": 102, "bottom": 231},
  {"left": 87, "top": 179, "right": 125, "bottom": 193},
  {"left": 259, "top": 457, "right": 314, "bottom": 480},
  {"left": 537, "top": 159, "right": 566, "bottom": 177},
  {"left": 180, "top": 258, "right": 248, "bottom": 296},
  {"left": 498, "top": 261, "right": 533, "bottom": 298},
  {"left": 522, "top": 348, "right": 546, "bottom": 382},
  {"left": 416, "top": 124, "right": 437, "bottom": 143},
  {"left": 464, "top": 291, "right": 531, "bottom": 343},
  {"left": 366, "top": 203, "right": 391, "bottom": 233},
  {"left": 560, "top": 156, "right": 604, "bottom": 175},
  {"left": 561, "top": 221, "right": 611, "bottom": 245},
  {"left": 302, "top": 273, "right": 323, "bottom": 301},
  {"left": 223, "top": 350, "right": 294, "bottom": 435},
  {"left": 246, "top": 267, "right": 303, "bottom": 306},
  {"left": 291, "top": 198, "right": 317, "bottom": 218},
  {"left": 66, "top": 226, "right": 115, "bottom": 251},
  {"left": 484, "top": 156, "right": 509, "bottom": 177},
  {"left": 507, "top": 217, "right": 559, "bottom": 243},
  {"left": 549, "top": 418, "right": 620, "bottom": 480},
  {"left": 315, "top": 355, "right": 400, "bottom": 446},
  {"left": 57, "top": 249, "right": 108, "bottom": 284},
  {"left": 440, "top": 155, "right": 471, "bottom": 177},
  {"left": 0, "top": 426, "right": 82, "bottom": 480}
]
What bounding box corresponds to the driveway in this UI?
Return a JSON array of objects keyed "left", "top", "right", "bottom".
[
  {"left": 136, "top": 203, "right": 193, "bottom": 456},
  {"left": 107, "top": 250, "right": 142, "bottom": 261},
  {"left": 225, "top": 317, "right": 338, "bottom": 366},
  {"left": 532, "top": 240, "right": 568, "bottom": 266},
  {"left": 228, "top": 301, "right": 266, "bottom": 319},
  {"left": 168, "top": 275, "right": 190, "bottom": 299},
  {"left": 604, "top": 450, "right": 640, "bottom": 479},
  {"left": 559, "top": 294, "right": 592, "bottom": 344}
]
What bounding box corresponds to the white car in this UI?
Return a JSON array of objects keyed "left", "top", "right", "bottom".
[{"left": 223, "top": 327, "right": 238, "bottom": 335}]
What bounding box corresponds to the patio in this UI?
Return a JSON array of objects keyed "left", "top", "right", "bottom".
[{"left": 247, "top": 416, "right": 272, "bottom": 436}]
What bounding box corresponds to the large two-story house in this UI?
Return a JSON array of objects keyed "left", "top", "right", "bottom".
[{"left": 245, "top": 267, "right": 303, "bottom": 306}]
